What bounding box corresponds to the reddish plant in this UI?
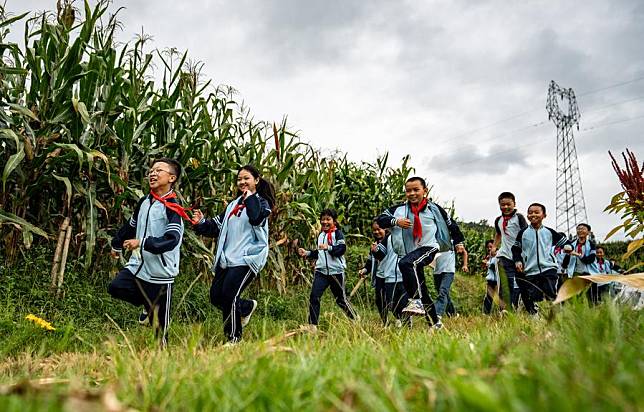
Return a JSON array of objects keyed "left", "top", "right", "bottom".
[{"left": 609, "top": 149, "right": 644, "bottom": 215}]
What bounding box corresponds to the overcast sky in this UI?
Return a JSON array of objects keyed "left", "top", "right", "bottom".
[{"left": 8, "top": 0, "right": 644, "bottom": 241}]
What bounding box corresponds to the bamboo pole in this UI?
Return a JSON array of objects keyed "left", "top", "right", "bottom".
[
  {"left": 56, "top": 223, "right": 72, "bottom": 297},
  {"left": 50, "top": 217, "right": 70, "bottom": 289}
]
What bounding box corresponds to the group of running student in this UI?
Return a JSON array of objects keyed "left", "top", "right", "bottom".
[
  {"left": 107, "top": 158, "right": 617, "bottom": 347},
  {"left": 480, "top": 192, "right": 618, "bottom": 315},
  {"left": 109, "top": 159, "right": 275, "bottom": 346}
]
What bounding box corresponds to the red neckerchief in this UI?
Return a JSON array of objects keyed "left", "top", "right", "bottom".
[
  {"left": 502, "top": 213, "right": 514, "bottom": 234},
  {"left": 324, "top": 224, "right": 336, "bottom": 245},
  {"left": 576, "top": 240, "right": 585, "bottom": 255},
  {"left": 411, "top": 198, "right": 428, "bottom": 243},
  {"left": 150, "top": 191, "right": 194, "bottom": 222},
  {"left": 228, "top": 198, "right": 246, "bottom": 219},
  {"left": 598, "top": 258, "right": 604, "bottom": 272}
]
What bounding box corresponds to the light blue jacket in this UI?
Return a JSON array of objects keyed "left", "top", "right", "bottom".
[
  {"left": 307, "top": 229, "right": 347, "bottom": 275},
  {"left": 372, "top": 233, "right": 403, "bottom": 283},
  {"left": 111, "top": 193, "right": 184, "bottom": 284},
  {"left": 195, "top": 194, "right": 271, "bottom": 274},
  {"left": 377, "top": 201, "right": 465, "bottom": 255},
  {"left": 512, "top": 225, "right": 568, "bottom": 276}
]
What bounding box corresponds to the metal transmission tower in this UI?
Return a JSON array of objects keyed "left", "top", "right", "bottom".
[{"left": 546, "top": 80, "right": 588, "bottom": 235}]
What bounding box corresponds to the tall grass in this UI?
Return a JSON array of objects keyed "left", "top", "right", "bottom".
[{"left": 1, "top": 246, "right": 642, "bottom": 411}]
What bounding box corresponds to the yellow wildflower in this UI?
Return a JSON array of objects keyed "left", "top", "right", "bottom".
[{"left": 25, "top": 314, "right": 56, "bottom": 331}]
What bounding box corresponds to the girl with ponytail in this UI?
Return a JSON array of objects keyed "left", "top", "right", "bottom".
[{"left": 192, "top": 165, "right": 275, "bottom": 344}]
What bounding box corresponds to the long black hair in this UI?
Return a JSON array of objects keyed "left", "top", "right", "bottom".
[{"left": 239, "top": 164, "right": 276, "bottom": 209}]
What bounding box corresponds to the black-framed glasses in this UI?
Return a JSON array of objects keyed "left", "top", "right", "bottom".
[{"left": 147, "top": 168, "right": 174, "bottom": 176}]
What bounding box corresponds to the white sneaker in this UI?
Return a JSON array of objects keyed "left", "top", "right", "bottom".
[
  {"left": 394, "top": 319, "right": 403, "bottom": 328},
  {"left": 241, "top": 299, "right": 258, "bottom": 327},
  {"left": 402, "top": 299, "right": 426, "bottom": 316},
  {"left": 432, "top": 315, "right": 443, "bottom": 330}
]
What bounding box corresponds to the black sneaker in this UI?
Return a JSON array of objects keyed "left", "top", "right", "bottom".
[{"left": 138, "top": 309, "right": 149, "bottom": 325}]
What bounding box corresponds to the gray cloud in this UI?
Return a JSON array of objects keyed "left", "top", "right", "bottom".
[
  {"left": 7, "top": 0, "right": 644, "bottom": 239},
  {"left": 427, "top": 143, "right": 528, "bottom": 176}
]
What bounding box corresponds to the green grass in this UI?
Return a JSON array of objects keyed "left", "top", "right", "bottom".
[{"left": 0, "top": 249, "right": 643, "bottom": 411}]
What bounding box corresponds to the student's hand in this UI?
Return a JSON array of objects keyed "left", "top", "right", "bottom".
[
  {"left": 462, "top": 265, "right": 469, "bottom": 273},
  {"left": 396, "top": 218, "right": 412, "bottom": 229},
  {"left": 370, "top": 243, "right": 378, "bottom": 252},
  {"left": 192, "top": 209, "right": 204, "bottom": 224},
  {"left": 515, "top": 262, "right": 524, "bottom": 272},
  {"left": 318, "top": 243, "right": 329, "bottom": 251},
  {"left": 297, "top": 248, "right": 308, "bottom": 257},
  {"left": 123, "top": 239, "right": 140, "bottom": 251},
  {"left": 110, "top": 249, "right": 120, "bottom": 259},
  {"left": 358, "top": 268, "right": 367, "bottom": 278}
]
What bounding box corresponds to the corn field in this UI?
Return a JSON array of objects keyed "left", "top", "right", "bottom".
[{"left": 0, "top": 1, "right": 426, "bottom": 291}]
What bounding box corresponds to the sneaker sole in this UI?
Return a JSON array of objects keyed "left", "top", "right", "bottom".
[
  {"left": 402, "top": 308, "right": 426, "bottom": 316},
  {"left": 241, "top": 300, "right": 258, "bottom": 327}
]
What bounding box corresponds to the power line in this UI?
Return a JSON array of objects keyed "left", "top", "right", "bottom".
[
  {"left": 428, "top": 75, "right": 644, "bottom": 146},
  {"left": 577, "top": 75, "right": 644, "bottom": 97},
  {"left": 427, "top": 94, "right": 644, "bottom": 159},
  {"left": 581, "top": 112, "right": 644, "bottom": 132},
  {"left": 431, "top": 111, "right": 644, "bottom": 171}
]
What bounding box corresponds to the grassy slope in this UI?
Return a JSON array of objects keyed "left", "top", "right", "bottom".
[{"left": 0, "top": 247, "right": 642, "bottom": 411}]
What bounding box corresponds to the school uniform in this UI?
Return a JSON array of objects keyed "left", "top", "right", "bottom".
[
  {"left": 377, "top": 200, "right": 464, "bottom": 324},
  {"left": 563, "top": 239, "right": 604, "bottom": 303},
  {"left": 432, "top": 251, "right": 457, "bottom": 316},
  {"left": 511, "top": 224, "right": 568, "bottom": 314},
  {"left": 483, "top": 255, "right": 499, "bottom": 314},
  {"left": 371, "top": 234, "right": 409, "bottom": 325},
  {"left": 494, "top": 210, "right": 528, "bottom": 309},
  {"left": 305, "top": 228, "right": 356, "bottom": 325},
  {"left": 109, "top": 191, "right": 185, "bottom": 346},
  {"left": 194, "top": 193, "right": 271, "bottom": 342}
]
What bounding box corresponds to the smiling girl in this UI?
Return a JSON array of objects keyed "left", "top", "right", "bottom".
[{"left": 192, "top": 165, "right": 275, "bottom": 344}]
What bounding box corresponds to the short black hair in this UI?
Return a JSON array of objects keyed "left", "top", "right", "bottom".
[
  {"left": 498, "top": 192, "right": 515, "bottom": 202},
  {"left": 152, "top": 158, "right": 182, "bottom": 187},
  {"left": 485, "top": 239, "right": 494, "bottom": 247},
  {"left": 320, "top": 208, "right": 338, "bottom": 221},
  {"left": 596, "top": 245, "right": 604, "bottom": 252},
  {"left": 405, "top": 176, "right": 427, "bottom": 188},
  {"left": 528, "top": 202, "right": 546, "bottom": 214},
  {"left": 577, "top": 223, "right": 591, "bottom": 231},
  {"left": 153, "top": 158, "right": 182, "bottom": 178}
]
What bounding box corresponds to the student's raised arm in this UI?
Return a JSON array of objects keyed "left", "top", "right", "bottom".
[
  {"left": 372, "top": 239, "right": 387, "bottom": 261},
  {"left": 579, "top": 239, "right": 597, "bottom": 264},
  {"left": 376, "top": 204, "right": 403, "bottom": 229},
  {"left": 547, "top": 228, "right": 569, "bottom": 248},
  {"left": 245, "top": 193, "right": 271, "bottom": 226},
  {"left": 193, "top": 209, "right": 226, "bottom": 238}
]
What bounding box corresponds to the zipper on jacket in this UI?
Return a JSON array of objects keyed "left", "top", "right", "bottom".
[
  {"left": 324, "top": 233, "right": 331, "bottom": 275},
  {"left": 133, "top": 197, "right": 152, "bottom": 277},
  {"left": 535, "top": 227, "right": 542, "bottom": 274}
]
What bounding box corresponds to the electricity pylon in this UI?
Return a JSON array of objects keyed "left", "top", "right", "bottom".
[{"left": 546, "top": 80, "right": 588, "bottom": 236}]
